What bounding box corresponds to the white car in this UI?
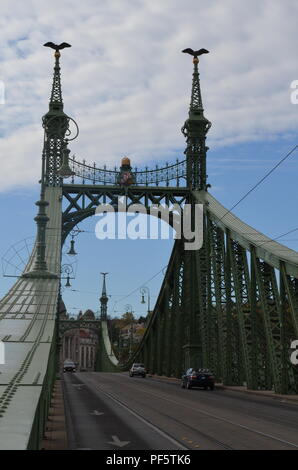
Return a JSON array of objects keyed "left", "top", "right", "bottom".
[
  {"left": 129, "top": 363, "right": 146, "bottom": 377},
  {"left": 63, "top": 360, "right": 76, "bottom": 372}
]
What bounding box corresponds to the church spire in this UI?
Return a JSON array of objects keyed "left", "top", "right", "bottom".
[
  {"left": 100, "top": 272, "right": 109, "bottom": 320},
  {"left": 181, "top": 49, "right": 212, "bottom": 190}
]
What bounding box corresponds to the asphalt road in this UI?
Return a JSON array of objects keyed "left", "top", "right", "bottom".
[{"left": 63, "top": 372, "right": 298, "bottom": 450}]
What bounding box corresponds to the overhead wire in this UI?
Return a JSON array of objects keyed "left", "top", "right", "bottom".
[
  {"left": 219, "top": 144, "right": 298, "bottom": 222},
  {"left": 111, "top": 264, "right": 168, "bottom": 312}
]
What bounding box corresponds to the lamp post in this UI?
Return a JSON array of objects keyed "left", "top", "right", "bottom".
[
  {"left": 140, "top": 286, "right": 151, "bottom": 316},
  {"left": 67, "top": 237, "right": 77, "bottom": 256},
  {"left": 67, "top": 226, "right": 84, "bottom": 256},
  {"left": 125, "top": 304, "right": 134, "bottom": 358},
  {"left": 61, "top": 264, "right": 75, "bottom": 288}
]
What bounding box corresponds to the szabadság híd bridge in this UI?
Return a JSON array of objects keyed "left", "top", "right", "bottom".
[{"left": 0, "top": 45, "right": 298, "bottom": 450}]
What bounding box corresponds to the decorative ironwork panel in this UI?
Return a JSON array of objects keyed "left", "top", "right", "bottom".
[{"left": 68, "top": 156, "right": 187, "bottom": 187}]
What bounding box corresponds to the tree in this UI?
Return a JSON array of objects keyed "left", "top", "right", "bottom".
[{"left": 121, "top": 311, "right": 135, "bottom": 325}]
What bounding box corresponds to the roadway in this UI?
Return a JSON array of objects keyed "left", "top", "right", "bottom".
[{"left": 63, "top": 372, "right": 298, "bottom": 450}]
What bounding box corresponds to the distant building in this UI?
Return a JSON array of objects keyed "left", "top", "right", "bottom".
[
  {"left": 119, "top": 322, "right": 146, "bottom": 344},
  {"left": 60, "top": 274, "right": 111, "bottom": 370},
  {"left": 61, "top": 309, "right": 99, "bottom": 371}
]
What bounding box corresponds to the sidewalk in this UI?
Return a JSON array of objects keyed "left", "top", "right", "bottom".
[
  {"left": 218, "top": 384, "right": 298, "bottom": 404},
  {"left": 149, "top": 374, "right": 298, "bottom": 404},
  {"left": 41, "top": 379, "right": 68, "bottom": 450}
]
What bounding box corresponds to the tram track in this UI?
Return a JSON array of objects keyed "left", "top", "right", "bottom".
[
  {"left": 93, "top": 382, "right": 235, "bottom": 450},
  {"left": 78, "top": 373, "right": 298, "bottom": 450}
]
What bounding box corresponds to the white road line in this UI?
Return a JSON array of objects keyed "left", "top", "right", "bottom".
[
  {"left": 118, "top": 385, "right": 298, "bottom": 449},
  {"left": 90, "top": 410, "right": 104, "bottom": 416},
  {"left": 88, "top": 381, "right": 188, "bottom": 450},
  {"left": 108, "top": 435, "right": 130, "bottom": 447}
]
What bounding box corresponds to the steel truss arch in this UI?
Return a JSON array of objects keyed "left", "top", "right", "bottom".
[
  {"left": 61, "top": 184, "right": 190, "bottom": 243},
  {"left": 100, "top": 190, "right": 298, "bottom": 394}
]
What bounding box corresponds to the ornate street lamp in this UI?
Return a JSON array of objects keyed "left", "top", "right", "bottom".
[
  {"left": 125, "top": 304, "right": 133, "bottom": 314},
  {"left": 67, "top": 237, "right": 77, "bottom": 256},
  {"left": 58, "top": 141, "right": 75, "bottom": 179},
  {"left": 67, "top": 227, "right": 84, "bottom": 256},
  {"left": 140, "top": 286, "right": 151, "bottom": 315},
  {"left": 61, "top": 264, "right": 75, "bottom": 288}
]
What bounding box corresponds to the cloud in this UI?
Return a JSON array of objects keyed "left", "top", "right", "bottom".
[{"left": 0, "top": 0, "right": 297, "bottom": 190}]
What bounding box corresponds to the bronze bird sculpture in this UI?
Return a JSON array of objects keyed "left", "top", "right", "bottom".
[
  {"left": 44, "top": 42, "right": 71, "bottom": 52},
  {"left": 182, "top": 48, "right": 209, "bottom": 58}
]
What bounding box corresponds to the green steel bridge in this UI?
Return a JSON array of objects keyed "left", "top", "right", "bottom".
[{"left": 0, "top": 46, "right": 298, "bottom": 449}]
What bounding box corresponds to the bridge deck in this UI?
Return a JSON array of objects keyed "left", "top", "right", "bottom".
[{"left": 0, "top": 187, "right": 62, "bottom": 450}]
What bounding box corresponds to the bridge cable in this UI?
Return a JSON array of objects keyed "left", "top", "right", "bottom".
[{"left": 257, "top": 226, "right": 298, "bottom": 247}]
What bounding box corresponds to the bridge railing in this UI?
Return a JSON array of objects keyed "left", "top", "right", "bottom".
[{"left": 68, "top": 156, "right": 187, "bottom": 187}]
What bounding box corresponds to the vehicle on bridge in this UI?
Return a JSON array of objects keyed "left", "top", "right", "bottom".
[
  {"left": 181, "top": 368, "right": 215, "bottom": 390},
  {"left": 63, "top": 360, "right": 76, "bottom": 373},
  {"left": 129, "top": 363, "right": 146, "bottom": 378}
]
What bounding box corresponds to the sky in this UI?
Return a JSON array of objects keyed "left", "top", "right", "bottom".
[{"left": 0, "top": 0, "right": 298, "bottom": 317}]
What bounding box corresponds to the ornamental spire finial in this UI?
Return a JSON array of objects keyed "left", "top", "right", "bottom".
[
  {"left": 43, "top": 42, "right": 71, "bottom": 111},
  {"left": 100, "top": 272, "right": 109, "bottom": 320},
  {"left": 42, "top": 42, "right": 72, "bottom": 186},
  {"left": 181, "top": 48, "right": 211, "bottom": 190},
  {"left": 182, "top": 48, "right": 209, "bottom": 115}
]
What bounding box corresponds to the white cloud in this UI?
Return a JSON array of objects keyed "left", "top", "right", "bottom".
[{"left": 0, "top": 0, "right": 297, "bottom": 191}]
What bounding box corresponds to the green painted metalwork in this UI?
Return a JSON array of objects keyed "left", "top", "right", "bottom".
[
  {"left": 68, "top": 156, "right": 187, "bottom": 187},
  {"left": 100, "top": 272, "right": 109, "bottom": 320},
  {"left": 22, "top": 47, "right": 298, "bottom": 410},
  {"left": 43, "top": 50, "right": 71, "bottom": 187},
  {"left": 228, "top": 239, "right": 253, "bottom": 388},
  {"left": 2, "top": 45, "right": 298, "bottom": 452},
  {"left": 181, "top": 57, "right": 211, "bottom": 190}
]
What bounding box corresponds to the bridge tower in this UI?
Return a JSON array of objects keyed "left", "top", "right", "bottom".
[
  {"left": 22, "top": 46, "right": 73, "bottom": 279},
  {"left": 100, "top": 272, "right": 109, "bottom": 320},
  {"left": 42, "top": 47, "right": 70, "bottom": 186},
  {"left": 179, "top": 54, "right": 212, "bottom": 370},
  {"left": 182, "top": 55, "right": 211, "bottom": 190}
]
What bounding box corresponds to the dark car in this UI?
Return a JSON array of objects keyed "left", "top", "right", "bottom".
[
  {"left": 129, "top": 363, "right": 146, "bottom": 377},
  {"left": 181, "top": 368, "right": 215, "bottom": 390},
  {"left": 63, "top": 360, "right": 76, "bottom": 372}
]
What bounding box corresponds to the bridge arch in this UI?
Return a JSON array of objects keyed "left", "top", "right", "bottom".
[
  {"left": 61, "top": 184, "right": 189, "bottom": 244},
  {"left": 99, "top": 189, "right": 298, "bottom": 395},
  {"left": 1, "top": 45, "right": 298, "bottom": 452}
]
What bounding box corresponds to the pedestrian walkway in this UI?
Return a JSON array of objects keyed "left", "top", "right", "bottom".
[{"left": 41, "top": 380, "right": 68, "bottom": 450}]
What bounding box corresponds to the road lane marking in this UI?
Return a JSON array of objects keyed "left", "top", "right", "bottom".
[
  {"left": 116, "top": 386, "right": 298, "bottom": 449},
  {"left": 91, "top": 376, "right": 298, "bottom": 449},
  {"left": 90, "top": 410, "right": 104, "bottom": 416},
  {"left": 108, "top": 435, "right": 130, "bottom": 448},
  {"left": 81, "top": 378, "right": 188, "bottom": 450},
  {"left": 72, "top": 384, "right": 85, "bottom": 390}
]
